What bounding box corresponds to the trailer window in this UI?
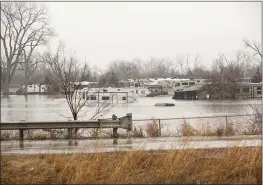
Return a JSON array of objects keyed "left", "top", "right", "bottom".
[
  {"left": 122, "top": 97, "right": 126, "bottom": 100},
  {"left": 174, "top": 83, "right": 180, "bottom": 87},
  {"left": 182, "top": 82, "right": 188, "bottom": 85},
  {"left": 243, "top": 88, "right": 249, "bottom": 93},
  {"left": 90, "top": 96, "right": 96, "bottom": 100},
  {"left": 189, "top": 82, "right": 195, "bottom": 85},
  {"left": 257, "top": 91, "right": 261, "bottom": 95},
  {"left": 102, "top": 96, "right": 110, "bottom": 100}
]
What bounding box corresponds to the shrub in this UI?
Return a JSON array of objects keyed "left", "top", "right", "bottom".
[{"left": 145, "top": 120, "right": 161, "bottom": 137}]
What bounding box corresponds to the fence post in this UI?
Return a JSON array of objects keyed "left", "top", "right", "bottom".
[
  {"left": 225, "top": 115, "right": 228, "bottom": 129},
  {"left": 158, "top": 118, "right": 161, "bottom": 137}
]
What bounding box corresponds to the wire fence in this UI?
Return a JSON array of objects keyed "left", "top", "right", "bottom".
[{"left": 131, "top": 114, "right": 260, "bottom": 136}]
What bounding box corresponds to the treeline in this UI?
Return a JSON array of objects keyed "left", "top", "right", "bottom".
[
  {"left": 1, "top": 2, "right": 262, "bottom": 95},
  {"left": 10, "top": 48, "right": 262, "bottom": 89}
]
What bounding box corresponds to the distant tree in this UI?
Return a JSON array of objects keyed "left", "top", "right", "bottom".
[
  {"left": 1, "top": 2, "right": 54, "bottom": 94},
  {"left": 210, "top": 51, "right": 248, "bottom": 99},
  {"left": 99, "top": 70, "right": 119, "bottom": 87},
  {"left": 244, "top": 39, "right": 262, "bottom": 58},
  {"left": 251, "top": 66, "right": 262, "bottom": 83}
]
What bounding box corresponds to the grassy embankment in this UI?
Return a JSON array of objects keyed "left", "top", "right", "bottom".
[{"left": 1, "top": 146, "right": 261, "bottom": 184}]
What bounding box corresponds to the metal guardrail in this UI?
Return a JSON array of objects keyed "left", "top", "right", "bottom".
[{"left": 0, "top": 113, "right": 133, "bottom": 141}]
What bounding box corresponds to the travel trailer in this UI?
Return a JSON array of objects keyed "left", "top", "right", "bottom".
[
  {"left": 23, "top": 84, "right": 47, "bottom": 94},
  {"left": 77, "top": 87, "right": 151, "bottom": 104}
]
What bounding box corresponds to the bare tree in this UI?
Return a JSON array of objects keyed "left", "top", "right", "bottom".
[
  {"left": 42, "top": 45, "right": 91, "bottom": 120},
  {"left": 30, "top": 66, "right": 46, "bottom": 93},
  {"left": 251, "top": 66, "right": 262, "bottom": 83},
  {"left": 210, "top": 54, "right": 226, "bottom": 99},
  {"left": 18, "top": 52, "right": 42, "bottom": 94},
  {"left": 244, "top": 39, "right": 262, "bottom": 58},
  {"left": 175, "top": 55, "right": 187, "bottom": 76},
  {"left": 0, "top": 2, "right": 54, "bottom": 95},
  {"left": 210, "top": 51, "right": 248, "bottom": 99}
]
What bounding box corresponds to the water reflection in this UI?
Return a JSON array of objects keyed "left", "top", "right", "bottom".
[
  {"left": 68, "top": 140, "right": 78, "bottom": 146},
  {"left": 19, "top": 141, "right": 24, "bottom": 149},
  {"left": 3, "top": 137, "right": 261, "bottom": 154},
  {"left": 1, "top": 95, "right": 261, "bottom": 122}
]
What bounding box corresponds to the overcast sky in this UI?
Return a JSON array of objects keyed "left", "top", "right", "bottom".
[{"left": 45, "top": 2, "right": 261, "bottom": 69}]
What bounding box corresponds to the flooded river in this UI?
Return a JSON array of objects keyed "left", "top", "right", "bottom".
[
  {"left": 0, "top": 95, "right": 261, "bottom": 134},
  {"left": 1, "top": 95, "right": 261, "bottom": 121}
]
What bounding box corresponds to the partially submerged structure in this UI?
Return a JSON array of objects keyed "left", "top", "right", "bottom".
[
  {"left": 235, "top": 82, "right": 262, "bottom": 98},
  {"left": 172, "top": 79, "right": 208, "bottom": 100},
  {"left": 173, "top": 85, "right": 205, "bottom": 100},
  {"left": 172, "top": 79, "right": 262, "bottom": 100}
]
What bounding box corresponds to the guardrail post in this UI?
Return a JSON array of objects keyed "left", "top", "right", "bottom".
[
  {"left": 112, "top": 114, "right": 118, "bottom": 144},
  {"left": 112, "top": 114, "right": 118, "bottom": 138},
  {"left": 126, "top": 113, "right": 133, "bottom": 131},
  {"left": 19, "top": 129, "right": 24, "bottom": 141}
]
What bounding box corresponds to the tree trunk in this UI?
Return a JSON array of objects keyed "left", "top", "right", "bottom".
[
  {"left": 24, "top": 79, "right": 28, "bottom": 95},
  {"left": 2, "top": 82, "right": 10, "bottom": 95},
  {"left": 2, "top": 67, "right": 10, "bottom": 95},
  {"left": 73, "top": 114, "right": 78, "bottom": 136},
  {"left": 24, "top": 63, "right": 29, "bottom": 95}
]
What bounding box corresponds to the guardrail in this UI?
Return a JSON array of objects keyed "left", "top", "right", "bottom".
[{"left": 0, "top": 113, "right": 133, "bottom": 141}]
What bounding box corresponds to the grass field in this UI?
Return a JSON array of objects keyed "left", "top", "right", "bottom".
[{"left": 1, "top": 146, "right": 261, "bottom": 184}]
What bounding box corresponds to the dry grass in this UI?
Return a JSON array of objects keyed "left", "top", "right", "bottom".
[
  {"left": 177, "top": 121, "right": 237, "bottom": 137},
  {"left": 132, "top": 126, "right": 144, "bottom": 138},
  {"left": 1, "top": 147, "right": 261, "bottom": 184},
  {"left": 145, "top": 119, "right": 161, "bottom": 137}
]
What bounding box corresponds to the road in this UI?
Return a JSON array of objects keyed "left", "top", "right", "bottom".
[{"left": 1, "top": 135, "right": 261, "bottom": 154}]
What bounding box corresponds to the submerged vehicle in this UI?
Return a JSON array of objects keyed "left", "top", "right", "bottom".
[{"left": 154, "top": 103, "right": 175, "bottom": 107}]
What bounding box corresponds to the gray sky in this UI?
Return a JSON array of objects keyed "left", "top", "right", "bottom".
[{"left": 45, "top": 2, "right": 261, "bottom": 70}]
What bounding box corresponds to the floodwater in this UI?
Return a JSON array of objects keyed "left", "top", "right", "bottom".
[
  {"left": 1, "top": 95, "right": 261, "bottom": 121},
  {"left": 1, "top": 95, "right": 261, "bottom": 153},
  {"left": 1, "top": 135, "right": 261, "bottom": 154},
  {"left": 1, "top": 95, "right": 261, "bottom": 134}
]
